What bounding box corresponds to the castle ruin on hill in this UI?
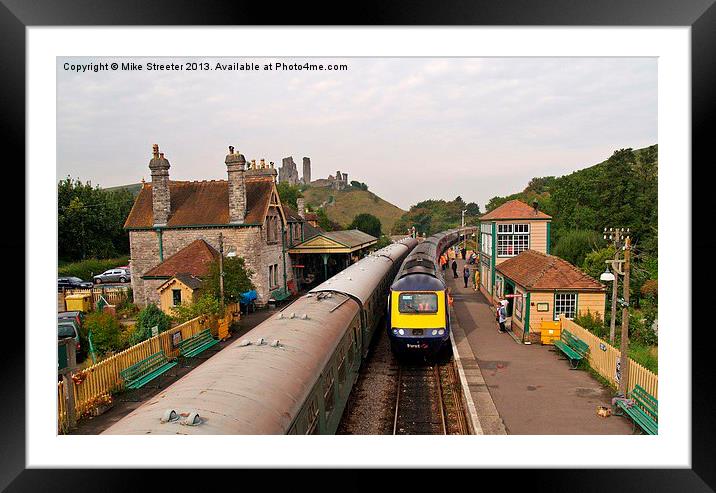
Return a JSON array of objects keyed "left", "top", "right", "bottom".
[{"left": 278, "top": 156, "right": 349, "bottom": 190}]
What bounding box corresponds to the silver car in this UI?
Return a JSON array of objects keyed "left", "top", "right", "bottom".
[{"left": 93, "top": 268, "right": 131, "bottom": 284}]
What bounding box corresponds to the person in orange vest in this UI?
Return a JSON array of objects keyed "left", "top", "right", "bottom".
[
  {"left": 447, "top": 288, "right": 454, "bottom": 307},
  {"left": 440, "top": 254, "right": 447, "bottom": 271}
]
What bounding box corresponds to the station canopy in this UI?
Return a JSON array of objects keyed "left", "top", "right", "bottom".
[{"left": 288, "top": 229, "right": 377, "bottom": 254}]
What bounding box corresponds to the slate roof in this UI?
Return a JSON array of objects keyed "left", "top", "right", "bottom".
[
  {"left": 321, "top": 229, "right": 377, "bottom": 248},
  {"left": 496, "top": 250, "right": 605, "bottom": 291},
  {"left": 302, "top": 222, "right": 324, "bottom": 240},
  {"left": 480, "top": 199, "right": 552, "bottom": 221},
  {"left": 158, "top": 273, "right": 204, "bottom": 292},
  {"left": 124, "top": 179, "right": 275, "bottom": 229},
  {"left": 282, "top": 205, "right": 303, "bottom": 223},
  {"left": 142, "top": 239, "right": 219, "bottom": 278}
]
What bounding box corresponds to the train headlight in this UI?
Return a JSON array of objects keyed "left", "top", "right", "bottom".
[
  {"left": 398, "top": 329, "right": 405, "bottom": 336},
  {"left": 393, "top": 329, "right": 398, "bottom": 335},
  {"left": 431, "top": 330, "right": 438, "bottom": 335},
  {"left": 438, "top": 329, "right": 445, "bottom": 335}
]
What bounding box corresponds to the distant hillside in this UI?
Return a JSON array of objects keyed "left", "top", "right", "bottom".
[
  {"left": 302, "top": 187, "right": 406, "bottom": 234},
  {"left": 103, "top": 183, "right": 143, "bottom": 197}
]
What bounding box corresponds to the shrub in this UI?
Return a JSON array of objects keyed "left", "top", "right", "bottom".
[
  {"left": 171, "top": 293, "right": 223, "bottom": 324},
  {"left": 130, "top": 303, "right": 171, "bottom": 345},
  {"left": 574, "top": 309, "right": 607, "bottom": 339},
  {"left": 84, "top": 312, "right": 122, "bottom": 355}
]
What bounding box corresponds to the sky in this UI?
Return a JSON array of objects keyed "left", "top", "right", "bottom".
[{"left": 57, "top": 57, "right": 657, "bottom": 211}]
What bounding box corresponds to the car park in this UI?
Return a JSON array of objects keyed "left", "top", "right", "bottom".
[
  {"left": 93, "top": 267, "right": 131, "bottom": 284},
  {"left": 58, "top": 277, "right": 93, "bottom": 290}
]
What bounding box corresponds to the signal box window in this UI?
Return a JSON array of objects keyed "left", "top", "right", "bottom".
[{"left": 398, "top": 293, "right": 438, "bottom": 313}]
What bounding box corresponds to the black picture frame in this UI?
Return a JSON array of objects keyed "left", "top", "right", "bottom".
[{"left": 2, "top": 0, "right": 712, "bottom": 490}]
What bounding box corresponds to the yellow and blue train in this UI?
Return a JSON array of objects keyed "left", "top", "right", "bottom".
[{"left": 387, "top": 229, "right": 473, "bottom": 358}]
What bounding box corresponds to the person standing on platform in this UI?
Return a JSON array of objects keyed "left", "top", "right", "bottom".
[
  {"left": 451, "top": 259, "right": 458, "bottom": 278},
  {"left": 473, "top": 268, "right": 480, "bottom": 291},
  {"left": 462, "top": 264, "right": 470, "bottom": 288},
  {"left": 461, "top": 246, "right": 466, "bottom": 260},
  {"left": 496, "top": 299, "right": 508, "bottom": 333}
]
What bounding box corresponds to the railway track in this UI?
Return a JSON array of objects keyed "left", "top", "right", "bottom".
[
  {"left": 393, "top": 364, "right": 446, "bottom": 434},
  {"left": 392, "top": 360, "right": 469, "bottom": 435}
]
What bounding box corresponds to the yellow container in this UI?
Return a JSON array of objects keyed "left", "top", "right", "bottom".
[
  {"left": 540, "top": 321, "right": 561, "bottom": 345},
  {"left": 65, "top": 293, "right": 91, "bottom": 312}
]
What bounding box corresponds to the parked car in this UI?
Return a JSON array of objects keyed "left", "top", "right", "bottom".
[
  {"left": 58, "top": 320, "right": 85, "bottom": 362},
  {"left": 93, "top": 267, "right": 131, "bottom": 284},
  {"left": 58, "top": 277, "right": 93, "bottom": 290},
  {"left": 58, "top": 310, "right": 85, "bottom": 329}
]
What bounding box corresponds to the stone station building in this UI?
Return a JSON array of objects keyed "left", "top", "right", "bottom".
[{"left": 124, "top": 144, "right": 304, "bottom": 307}]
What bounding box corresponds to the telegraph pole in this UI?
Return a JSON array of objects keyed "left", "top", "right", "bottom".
[
  {"left": 618, "top": 236, "right": 632, "bottom": 396},
  {"left": 218, "top": 232, "right": 225, "bottom": 310},
  {"left": 603, "top": 227, "right": 624, "bottom": 344}
]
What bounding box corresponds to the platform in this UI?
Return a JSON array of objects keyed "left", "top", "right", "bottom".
[{"left": 448, "top": 259, "right": 633, "bottom": 435}]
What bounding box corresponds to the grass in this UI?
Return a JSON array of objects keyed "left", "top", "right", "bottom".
[
  {"left": 302, "top": 187, "right": 406, "bottom": 233},
  {"left": 58, "top": 256, "right": 129, "bottom": 281},
  {"left": 628, "top": 342, "right": 658, "bottom": 374}
]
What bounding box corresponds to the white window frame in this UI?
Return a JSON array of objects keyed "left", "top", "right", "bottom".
[
  {"left": 554, "top": 292, "right": 578, "bottom": 320},
  {"left": 497, "top": 223, "right": 530, "bottom": 257}
]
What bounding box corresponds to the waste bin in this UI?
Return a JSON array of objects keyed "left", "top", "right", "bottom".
[
  {"left": 65, "top": 293, "right": 91, "bottom": 312},
  {"left": 540, "top": 321, "right": 561, "bottom": 345}
]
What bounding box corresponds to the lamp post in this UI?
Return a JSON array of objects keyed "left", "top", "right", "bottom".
[{"left": 461, "top": 209, "right": 467, "bottom": 250}]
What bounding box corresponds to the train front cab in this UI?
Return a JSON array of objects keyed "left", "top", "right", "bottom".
[{"left": 387, "top": 274, "right": 451, "bottom": 358}]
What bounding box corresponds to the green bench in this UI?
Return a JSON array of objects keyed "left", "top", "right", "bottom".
[
  {"left": 270, "top": 287, "right": 291, "bottom": 303},
  {"left": 614, "top": 384, "right": 658, "bottom": 435},
  {"left": 553, "top": 329, "right": 589, "bottom": 369},
  {"left": 120, "top": 351, "right": 177, "bottom": 390},
  {"left": 178, "top": 329, "right": 219, "bottom": 360}
]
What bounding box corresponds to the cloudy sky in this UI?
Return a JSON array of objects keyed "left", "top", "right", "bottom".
[{"left": 57, "top": 57, "right": 656, "bottom": 210}]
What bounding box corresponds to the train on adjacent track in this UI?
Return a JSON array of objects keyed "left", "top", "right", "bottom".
[
  {"left": 103, "top": 236, "right": 418, "bottom": 435},
  {"left": 387, "top": 228, "right": 477, "bottom": 358}
]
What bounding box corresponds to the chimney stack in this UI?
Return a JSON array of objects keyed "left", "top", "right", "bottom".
[
  {"left": 226, "top": 146, "right": 247, "bottom": 224},
  {"left": 532, "top": 199, "right": 539, "bottom": 214},
  {"left": 296, "top": 198, "right": 306, "bottom": 219},
  {"left": 149, "top": 144, "right": 171, "bottom": 226}
]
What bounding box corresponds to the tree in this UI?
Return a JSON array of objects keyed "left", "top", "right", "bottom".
[
  {"left": 276, "top": 182, "right": 303, "bottom": 210},
  {"left": 552, "top": 229, "right": 604, "bottom": 266},
  {"left": 205, "top": 256, "right": 255, "bottom": 304},
  {"left": 58, "top": 177, "right": 135, "bottom": 262},
  {"left": 349, "top": 213, "right": 382, "bottom": 238}
]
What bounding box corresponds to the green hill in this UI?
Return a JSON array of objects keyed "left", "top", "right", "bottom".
[
  {"left": 103, "top": 183, "right": 143, "bottom": 197},
  {"left": 302, "top": 187, "right": 406, "bottom": 234}
]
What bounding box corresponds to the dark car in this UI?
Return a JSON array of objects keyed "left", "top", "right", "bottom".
[
  {"left": 58, "top": 277, "right": 93, "bottom": 290},
  {"left": 58, "top": 311, "right": 86, "bottom": 362}
]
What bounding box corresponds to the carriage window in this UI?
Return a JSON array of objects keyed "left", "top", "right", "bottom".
[{"left": 398, "top": 293, "right": 438, "bottom": 313}]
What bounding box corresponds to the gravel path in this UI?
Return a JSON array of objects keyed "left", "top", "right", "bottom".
[{"left": 337, "top": 322, "right": 398, "bottom": 434}]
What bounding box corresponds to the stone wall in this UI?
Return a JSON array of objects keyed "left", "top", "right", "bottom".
[{"left": 129, "top": 224, "right": 294, "bottom": 308}]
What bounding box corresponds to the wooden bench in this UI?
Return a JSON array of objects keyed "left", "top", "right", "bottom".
[
  {"left": 178, "top": 329, "right": 219, "bottom": 360},
  {"left": 614, "top": 384, "right": 658, "bottom": 435},
  {"left": 270, "top": 287, "right": 291, "bottom": 303},
  {"left": 120, "top": 351, "right": 177, "bottom": 390},
  {"left": 552, "top": 329, "right": 589, "bottom": 369}
]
